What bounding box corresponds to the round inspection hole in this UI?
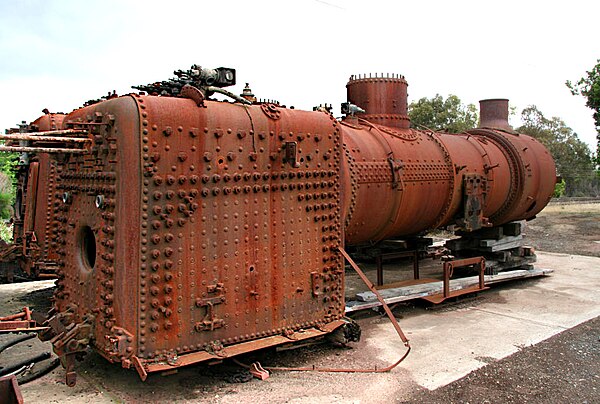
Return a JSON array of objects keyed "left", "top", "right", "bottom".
[
  {"left": 249, "top": 265, "right": 255, "bottom": 272},
  {"left": 80, "top": 226, "right": 96, "bottom": 271}
]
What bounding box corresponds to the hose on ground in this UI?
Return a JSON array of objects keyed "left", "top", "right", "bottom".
[
  {"left": 0, "top": 333, "right": 36, "bottom": 354},
  {"left": 0, "top": 352, "right": 51, "bottom": 377},
  {"left": 18, "top": 357, "right": 61, "bottom": 384}
]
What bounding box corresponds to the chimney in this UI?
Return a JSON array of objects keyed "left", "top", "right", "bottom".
[
  {"left": 479, "top": 99, "right": 512, "bottom": 131},
  {"left": 346, "top": 73, "right": 410, "bottom": 129}
]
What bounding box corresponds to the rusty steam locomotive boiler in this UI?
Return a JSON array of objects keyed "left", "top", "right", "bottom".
[
  {"left": 0, "top": 66, "right": 556, "bottom": 384},
  {"left": 0, "top": 112, "right": 66, "bottom": 282}
]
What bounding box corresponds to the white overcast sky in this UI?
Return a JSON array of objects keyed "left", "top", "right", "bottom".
[{"left": 1, "top": 0, "right": 598, "bottom": 150}]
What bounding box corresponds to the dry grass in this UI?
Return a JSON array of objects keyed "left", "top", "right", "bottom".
[{"left": 539, "top": 203, "right": 600, "bottom": 216}]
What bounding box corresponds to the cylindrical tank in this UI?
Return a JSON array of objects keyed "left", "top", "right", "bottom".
[
  {"left": 341, "top": 122, "right": 556, "bottom": 244},
  {"left": 341, "top": 77, "right": 556, "bottom": 244}
]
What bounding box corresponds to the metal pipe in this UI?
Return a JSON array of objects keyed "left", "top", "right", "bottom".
[
  {"left": 479, "top": 99, "right": 512, "bottom": 130},
  {"left": 0, "top": 312, "right": 27, "bottom": 321},
  {"left": 0, "top": 134, "right": 90, "bottom": 143},
  {"left": 207, "top": 86, "right": 252, "bottom": 105},
  {"left": 0, "top": 146, "right": 89, "bottom": 154},
  {"left": 3, "top": 129, "right": 88, "bottom": 137}
]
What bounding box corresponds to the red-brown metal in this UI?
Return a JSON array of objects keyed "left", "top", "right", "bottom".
[
  {"left": 0, "top": 68, "right": 557, "bottom": 383},
  {"left": 346, "top": 74, "right": 410, "bottom": 129},
  {"left": 422, "top": 256, "right": 488, "bottom": 304},
  {"left": 0, "top": 375, "right": 24, "bottom": 404},
  {"left": 342, "top": 87, "right": 556, "bottom": 243},
  {"left": 479, "top": 99, "right": 512, "bottom": 131},
  {"left": 1, "top": 113, "right": 66, "bottom": 279},
  {"left": 35, "top": 95, "right": 345, "bottom": 382},
  {"left": 231, "top": 247, "right": 411, "bottom": 374},
  {"left": 0, "top": 307, "right": 48, "bottom": 333}
]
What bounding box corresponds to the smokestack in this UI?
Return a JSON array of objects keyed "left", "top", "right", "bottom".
[
  {"left": 479, "top": 99, "right": 512, "bottom": 131},
  {"left": 346, "top": 74, "right": 410, "bottom": 129}
]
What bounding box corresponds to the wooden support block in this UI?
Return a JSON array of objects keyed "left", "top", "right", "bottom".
[
  {"left": 503, "top": 221, "right": 523, "bottom": 236},
  {"left": 485, "top": 239, "right": 524, "bottom": 252},
  {"left": 349, "top": 267, "right": 553, "bottom": 309},
  {"left": 375, "top": 278, "right": 438, "bottom": 290},
  {"left": 479, "top": 235, "right": 523, "bottom": 248},
  {"left": 476, "top": 226, "right": 504, "bottom": 240},
  {"left": 445, "top": 238, "right": 477, "bottom": 251}
]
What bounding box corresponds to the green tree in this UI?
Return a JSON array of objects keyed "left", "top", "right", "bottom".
[
  {"left": 518, "top": 105, "right": 598, "bottom": 196},
  {"left": 566, "top": 59, "right": 600, "bottom": 165},
  {"left": 408, "top": 94, "right": 478, "bottom": 133},
  {"left": 0, "top": 151, "right": 16, "bottom": 221},
  {"left": 0, "top": 152, "right": 18, "bottom": 182}
]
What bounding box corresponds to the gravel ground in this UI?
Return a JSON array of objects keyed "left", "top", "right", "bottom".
[
  {"left": 403, "top": 315, "right": 600, "bottom": 403},
  {"left": 524, "top": 203, "right": 600, "bottom": 257}
]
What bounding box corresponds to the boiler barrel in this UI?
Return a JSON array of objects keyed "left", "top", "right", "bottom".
[{"left": 341, "top": 123, "right": 556, "bottom": 245}]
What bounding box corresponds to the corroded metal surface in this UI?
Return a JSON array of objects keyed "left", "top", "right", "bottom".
[
  {"left": 346, "top": 74, "right": 410, "bottom": 129},
  {"left": 0, "top": 67, "right": 557, "bottom": 382},
  {"left": 8, "top": 113, "right": 65, "bottom": 278},
  {"left": 341, "top": 86, "right": 556, "bottom": 243},
  {"left": 479, "top": 99, "right": 512, "bottom": 131},
  {"left": 44, "top": 95, "right": 345, "bottom": 377}
]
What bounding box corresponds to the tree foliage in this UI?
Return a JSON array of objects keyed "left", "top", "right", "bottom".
[
  {"left": 566, "top": 59, "right": 600, "bottom": 165},
  {"left": 0, "top": 152, "right": 16, "bottom": 220},
  {"left": 518, "top": 105, "right": 598, "bottom": 196},
  {"left": 408, "top": 94, "right": 478, "bottom": 133},
  {"left": 0, "top": 152, "right": 18, "bottom": 182},
  {"left": 553, "top": 178, "right": 566, "bottom": 198}
]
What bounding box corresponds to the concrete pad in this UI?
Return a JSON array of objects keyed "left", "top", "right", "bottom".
[{"left": 391, "top": 251, "right": 600, "bottom": 390}]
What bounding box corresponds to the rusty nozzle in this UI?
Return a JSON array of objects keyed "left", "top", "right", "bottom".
[{"left": 479, "top": 99, "right": 512, "bottom": 131}]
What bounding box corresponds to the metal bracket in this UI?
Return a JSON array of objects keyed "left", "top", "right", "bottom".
[
  {"left": 45, "top": 313, "right": 94, "bottom": 386},
  {"left": 422, "top": 256, "right": 488, "bottom": 304},
  {"left": 457, "top": 174, "right": 490, "bottom": 231},
  {"left": 249, "top": 362, "right": 270, "bottom": 380},
  {"left": 180, "top": 84, "right": 206, "bottom": 107},
  {"left": 310, "top": 271, "right": 323, "bottom": 297},
  {"left": 194, "top": 283, "right": 226, "bottom": 332},
  {"left": 282, "top": 329, "right": 298, "bottom": 340},
  {"left": 104, "top": 327, "right": 134, "bottom": 362},
  {"left": 132, "top": 355, "right": 148, "bottom": 381},
  {"left": 283, "top": 141, "right": 300, "bottom": 168},
  {"left": 0, "top": 307, "right": 48, "bottom": 333},
  {"left": 387, "top": 155, "right": 403, "bottom": 190}
]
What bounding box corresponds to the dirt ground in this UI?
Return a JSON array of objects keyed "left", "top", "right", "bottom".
[
  {"left": 524, "top": 202, "right": 600, "bottom": 257},
  {"left": 1, "top": 202, "right": 599, "bottom": 403}
]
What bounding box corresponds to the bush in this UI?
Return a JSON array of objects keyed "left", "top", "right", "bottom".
[
  {"left": 0, "top": 192, "right": 13, "bottom": 219},
  {"left": 0, "top": 221, "right": 12, "bottom": 243},
  {"left": 553, "top": 179, "right": 566, "bottom": 198}
]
